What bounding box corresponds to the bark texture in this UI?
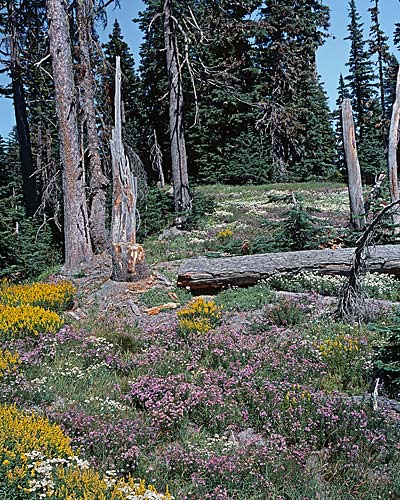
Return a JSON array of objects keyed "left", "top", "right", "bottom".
[
  {"left": 177, "top": 245, "right": 400, "bottom": 292},
  {"left": 163, "top": 0, "right": 191, "bottom": 221},
  {"left": 388, "top": 65, "right": 400, "bottom": 228},
  {"left": 76, "top": 0, "right": 108, "bottom": 252},
  {"left": 111, "top": 57, "right": 148, "bottom": 282},
  {"left": 342, "top": 98, "right": 366, "bottom": 230},
  {"left": 47, "top": 0, "right": 93, "bottom": 270},
  {"left": 7, "top": 0, "right": 38, "bottom": 217}
]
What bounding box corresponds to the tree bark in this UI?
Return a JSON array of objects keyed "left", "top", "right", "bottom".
[
  {"left": 342, "top": 98, "right": 366, "bottom": 230},
  {"left": 177, "top": 245, "right": 400, "bottom": 292},
  {"left": 111, "top": 56, "right": 148, "bottom": 282},
  {"left": 75, "top": 0, "right": 108, "bottom": 252},
  {"left": 163, "top": 0, "right": 191, "bottom": 223},
  {"left": 76, "top": 0, "right": 108, "bottom": 253},
  {"left": 388, "top": 64, "right": 400, "bottom": 229},
  {"left": 46, "top": 0, "right": 93, "bottom": 270},
  {"left": 7, "top": 0, "right": 38, "bottom": 217}
]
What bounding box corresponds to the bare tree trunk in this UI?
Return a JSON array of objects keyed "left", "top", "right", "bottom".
[
  {"left": 46, "top": 0, "right": 93, "bottom": 270},
  {"left": 163, "top": 0, "right": 191, "bottom": 224},
  {"left": 7, "top": 0, "right": 38, "bottom": 217},
  {"left": 76, "top": 0, "right": 108, "bottom": 252},
  {"left": 111, "top": 57, "right": 148, "bottom": 282},
  {"left": 388, "top": 65, "right": 400, "bottom": 229},
  {"left": 342, "top": 98, "right": 366, "bottom": 231}
]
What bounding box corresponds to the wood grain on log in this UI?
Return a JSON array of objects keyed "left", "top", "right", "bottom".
[{"left": 177, "top": 245, "right": 400, "bottom": 292}]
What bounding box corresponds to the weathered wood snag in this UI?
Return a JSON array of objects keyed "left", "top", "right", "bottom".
[
  {"left": 47, "top": 0, "right": 93, "bottom": 271},
  {"left": 111, "top": 57, "right": 148, "bottom": 282},
  {"left": 76, "top": 0, "right": 108, "bottom": 252},
  {"left": 388, "top": 64, "right": 400, "bottom": 230},
  {"left": 177, "top": 245, "right": 400, "bottom": 292},
  {"left": 163, "top": 0, "right": 191, "bottom": 223},
  {"left": 342, "top": 98, "right": 366, "bottom": 231}
]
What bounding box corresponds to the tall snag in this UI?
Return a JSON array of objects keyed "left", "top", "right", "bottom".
[
  {"left": 342, "top": 98, "right": 366, "bottom": 230},
  {"left": 111, "top": 57, "right": 148, "bottom": 282},
  {"left": 76, "top": 0, "right": 108, "bottom": 252},
  {"left": 388, "top": 64, "right": 400, "bottom": 229},
  {"left": 163, "top": 0, "right": 191, "bottom": 224},
  {"left": 46, "top": 0, "right": 93, "bottom": 270}
]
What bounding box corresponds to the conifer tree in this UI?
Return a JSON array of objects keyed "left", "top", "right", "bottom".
[
  {"left": 368, "top": 0, "right": 390, "bottom": 140},
  {"left": 256, "top": 0, "right": 331, "bottom": 180},
  {"left": 345, "top": 0, "right": 377, "bottom": 141}
]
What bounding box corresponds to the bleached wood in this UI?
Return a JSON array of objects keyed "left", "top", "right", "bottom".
[
  {"left": 110, "top": 57, "right": 148, "bottom": 282},
  {"left": 342, "top": 98, "right": 366, "bottom": 230}
]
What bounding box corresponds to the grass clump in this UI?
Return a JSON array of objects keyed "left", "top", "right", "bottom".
[
  {"left": 140, "top": 287, "right": 191, "bottom": 308},
  {"left": 215, "top": 283, "right": 274, "bottom": 311},
  {"left": 266, "top": 298, "right": 309, "bottom": 327}
]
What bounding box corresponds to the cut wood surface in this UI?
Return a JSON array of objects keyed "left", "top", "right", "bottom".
[{"left": 177, "top": 245, "right": 400, "bottom": 292}]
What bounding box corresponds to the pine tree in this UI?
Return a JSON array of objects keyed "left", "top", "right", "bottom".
[
  {"left": 394, "top": 22, "right": 400, "bottom": 48},
  {"left": 384, "top": 54, "right": 399, "bottom": 117},
  {"left": 0, "top": 0, "right": 38, "bottom": 216}
]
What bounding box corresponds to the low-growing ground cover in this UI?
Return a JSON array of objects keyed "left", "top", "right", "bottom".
[
  {"left": 0, "top": 282, "right": 172, "bottom": 500},
  {"left": 144, "top": 182, "right": 349, "bottom": 263},
  {"left": 1, "top": 278, "right": 400, "bottom": 499}
]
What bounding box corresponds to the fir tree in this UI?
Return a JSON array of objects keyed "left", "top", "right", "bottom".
[
  {"left": 345, "top": 0, "right": 377, "bottom": 141},
  {"left": 384, "top": 54, "right": 399, "bottom": 117},
  {"left": 368, "top": 0, "right": 390, "bottom": 140},
  {"left": 187, "top": 0, "right": 265, "bottom": 184},
  {"left": 256, "top": 0, "right": 332, "bottom": 180}
]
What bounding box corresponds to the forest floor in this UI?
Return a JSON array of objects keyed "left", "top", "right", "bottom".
[{"left": 2, "top": 182, "right": 400, "bottom": 500}]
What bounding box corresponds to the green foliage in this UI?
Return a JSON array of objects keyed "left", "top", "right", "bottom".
[
  {"left": 138, "top": 185, "right": 174, "bottom": 239},
  {"left": 265, "top": 298, "right": 309, "bottom": 327},
  {"left": 182, "top": 189, "right": 215, "bottom": 230},
  {"left": 212, "top": 195, "right": 332, "bottom": 257},
  {"left": 264, "top": 199, "right": 330, "bottom": 251},
  {"left": 370, "top": 313, "right": 400, "bottom": 396},
  {"left": 139, "top": 287, "right": 191, "bottom": 308},
  {"left": 215, "top": 283, "right": 274, "bottom": 311},
  {"left": 0, "top": 187, "right": 60, "bottom": 280}
]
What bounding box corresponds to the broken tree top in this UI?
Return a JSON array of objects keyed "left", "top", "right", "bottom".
[{"left": 177, "top": 245, "right": 400, "bottom": 292}]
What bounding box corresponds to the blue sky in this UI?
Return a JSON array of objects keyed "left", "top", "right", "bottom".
[{"left": 0, "top": 0, "right": 399, "bottom": 137}]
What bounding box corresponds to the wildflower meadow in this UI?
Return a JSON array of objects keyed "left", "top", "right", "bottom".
[{"left": 0, "top": 274, "right": 399, "bottom": 499}]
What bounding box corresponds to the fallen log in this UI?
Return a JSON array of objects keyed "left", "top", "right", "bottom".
[{"left": 177, "top": 245, "right": 400, "bottom": 292}]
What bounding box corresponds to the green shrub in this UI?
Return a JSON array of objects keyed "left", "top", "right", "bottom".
[
  {"left": 0, "top": 186, "right": 61, "bottom": 280},
  {"left": 140, "top": 287, "right": 191, "bottom": 308},
  {"left": 265, "top": 298, "right": 309, "bottom": 327},
  {"left": 215, "top": 283, "right": 274, "bottom": 311},
  {"left": 137, "top": 185, "right": 174, "bottom": 239}
]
